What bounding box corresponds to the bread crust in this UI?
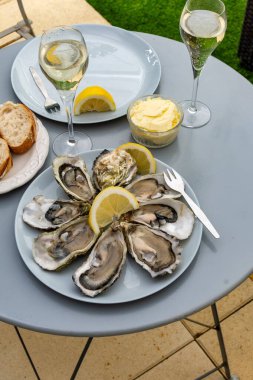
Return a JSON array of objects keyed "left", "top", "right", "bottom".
[
  {"left": 0, "top": 138, "right": 13, "bottom": 178},
  {"left": 11, "top": 104, "right": 37, "bottom": 154},
  {"left": 0, "top": 102, "right": 37, "bottom": 154}
]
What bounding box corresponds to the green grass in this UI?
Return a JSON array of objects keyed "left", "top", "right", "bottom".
[{"left": 87, "top": 0, "right": 253, "bottom": 83}]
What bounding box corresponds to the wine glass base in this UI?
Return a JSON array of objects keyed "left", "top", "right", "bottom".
[
  {"left": 180, "top": 100, "right": 211, "bottom": 128},
  {"left": 52, "top": 131, "right": 93, "bottom": 156}
]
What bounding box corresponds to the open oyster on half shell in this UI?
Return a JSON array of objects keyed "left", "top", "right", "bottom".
[
  {"left": 23, "top": 195, "right": 90, "bottom": 230},
  {"left": 92, "top": 149, "right": 137, "bottom": 191},
  {"left": 122, "top": 223, "right": 182, "bottom": 277},
  {"left": 33, "top": 216, "right": 98, "bottom": 271},
  {"left": 125, "top": 173, "right": 180, "bottom": 202},
  {"left": 123, "top": 197, "right": 195, "bottom": 240},
  {"left": 53, "top": 156, "right": 96, "bottom": 202},
  {"left": 73, "top": 223, "right": 127, "bottom": 297}
]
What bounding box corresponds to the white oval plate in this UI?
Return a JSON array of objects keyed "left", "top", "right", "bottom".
[
  {"left": 0, "top": 118, "right": 49, "bottom": 194},
  {"left": 15, "top": 150, "right": 202, "bottom": 304},
  {"left": 11, "top": 24, "right": 161, "bottom": 124}
]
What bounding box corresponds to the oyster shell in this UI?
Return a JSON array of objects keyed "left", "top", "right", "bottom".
[
  {"left": 73, "top": 223, "right": 127, "bottom": 297},
  {"left": 53, "top": 156, "right": 96, "bottom": 202},
  {"left": 123, "top": 223, "right": 181, "bottom": 277},
  {"left": 33, "top": 216, "right": 97, "bottom": 271},
  {"left": 23, "top": 195, "right": 90, "bottom": 230},
  {"left": 123, "top": 197, "right": 194, "bottom": 240},
  {"left": 92, "top": 149, "right": 137, "bottom": 191},
  {"left": 125, "top": 173, "right": 180, "bottom": 202}
]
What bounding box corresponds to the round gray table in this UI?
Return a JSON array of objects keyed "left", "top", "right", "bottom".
[{"left": 0, "top": 32, "right": 253, "bottom": 338}]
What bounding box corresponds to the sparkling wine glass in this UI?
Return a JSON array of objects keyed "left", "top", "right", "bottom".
[
  {"left": 39, "top": 26, "right": 92, "bottom": 155},
  {"left": 179, "top": 0, "right": 227, "bottom": 128}
]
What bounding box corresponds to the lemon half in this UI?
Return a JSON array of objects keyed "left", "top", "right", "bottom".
[
  {"left": 74, "top": 86, "right": 116, "bottom": 115},
  {"left": 88, "top": 186, "right": 139, "bottom": 234},
  {"left": 117, "top": 142, "right": 156, "bottom": 175}
]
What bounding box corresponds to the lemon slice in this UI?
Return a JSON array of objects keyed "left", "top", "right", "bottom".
[
  {"left": 89, "top": 186, "right": 139, "bottom": 234},
  {"left": 74, "top": 86, "right": 116, "bottom": 115},
  {"left": 46, "top": 45, "right": 61, "bottom": 65},
  {"left": 118, "top": 142, "right": 156, "bottom": 175}
]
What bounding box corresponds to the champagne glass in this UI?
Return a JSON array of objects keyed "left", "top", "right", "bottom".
[
  {"left": 179, "top": 0, "right": 227, "bottom": 128},
  {"left": 39, "top": 26, "right": 92, "bottom": 155}
]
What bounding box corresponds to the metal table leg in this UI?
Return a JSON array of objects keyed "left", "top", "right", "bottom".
[
  {"left": 185, "top": 303, "right": 240, "bottom": 380},
  {"left": 211, "top": 303, "right": 231, "bottom": 379},
  {"left": 70, "top": 337, "right": 93, "bottom": 380},
  {"left": 15, "top": 301, "right": 242, "bottom": 380},
  {"left": 14, "top": 326, "right": 93, "bottom": 380},
  {"left": 14, "top": 326, "right": 40, "bottom": 379}
]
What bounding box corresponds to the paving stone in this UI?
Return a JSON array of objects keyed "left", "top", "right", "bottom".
[
  {"left": 20, "top": 328, "right": 87, "bottom": 380},
  {"left": 76, "top": 322, "right": 193, "bottom": 380},
  {"left": 0, "top": 0, "right": 109, "bottom": 47},
  {"left": 0, "top": 321, "right": 36, "bottom": 379},
  {"left": 138, "top": 342, "right": 223, "bottom": 380}
]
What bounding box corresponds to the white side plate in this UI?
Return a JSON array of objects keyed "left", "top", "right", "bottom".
[
  {"left": 0, "top": 118, "right": 49, "bottom": 194},
  {"left": 11, "top": 24, "right": 161, "bottom": 124}
]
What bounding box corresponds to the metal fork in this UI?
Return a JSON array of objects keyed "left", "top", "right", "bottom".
[
  {"left": 164, "top": 168, "right": 220, "bottom": 238},
  {"left": 29, "top": 66, "right": 60, "bottom": 113}
]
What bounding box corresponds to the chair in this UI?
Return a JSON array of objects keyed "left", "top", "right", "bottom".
[
  {"left": 238, "top": 0, "right": 253, "bottom": 70},
  {"left": 0, "top": 0, "right": 35, "bottom": 48}
]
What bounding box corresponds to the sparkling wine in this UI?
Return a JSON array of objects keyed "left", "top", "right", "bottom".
[
  {"left": 39, "top": 39, "right": 88, "bottom": 91},
  {"left": 180, "top": 10, "right": 226, "bottom": 71}
]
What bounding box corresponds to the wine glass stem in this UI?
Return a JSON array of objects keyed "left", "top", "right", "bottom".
[
  {"left": 189, "top": 69, "right": 201, "bottom": 113},
  {"left": 60, "top": 92, "right": 76, "bottom": 145}
]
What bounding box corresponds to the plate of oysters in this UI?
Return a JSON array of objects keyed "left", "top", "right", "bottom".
[{"left": 15, "top": 147, "right": 202, "bottom": 304}]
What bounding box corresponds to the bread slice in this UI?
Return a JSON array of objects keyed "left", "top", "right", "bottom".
[
  {"left": 0, "top": 102, "right": 37, "bottom": 154},
  {"left": 0, "top": 137, "right": 13, "bottom": 178}
]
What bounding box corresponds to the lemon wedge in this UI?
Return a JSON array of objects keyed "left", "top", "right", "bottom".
[
  {"left": 74, "top": 86, "right": 116, "bottom": 115},
  {"left": 46, "top": 45, "right": 61, "bottom": 65},
  {"left": 117, "top": 142, "right": 156, "bottom": 175},
  {"left": 88, "top": 186, "right": 139, "bottom": 234}
]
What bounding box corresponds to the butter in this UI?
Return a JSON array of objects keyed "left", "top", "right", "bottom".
[{"left": 130, "top": 97, "right": 180, "bottom": 132}]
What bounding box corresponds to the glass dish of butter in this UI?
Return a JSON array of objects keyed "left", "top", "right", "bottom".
[{"left": 127, "top": 95, "right": 183, "bottom": 148}]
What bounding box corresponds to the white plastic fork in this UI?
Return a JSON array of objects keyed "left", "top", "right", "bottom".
[{"left": 164, "top": 168, "right": 220, "bottom": 238}]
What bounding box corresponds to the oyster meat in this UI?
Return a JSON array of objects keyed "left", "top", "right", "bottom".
[
  {"left": 53, "top": 156, "right": 96, "bottom": 202},
  {"left": 73, "top": 223, "right": 127, "bottom": 297},
  {"left": 123, "top": 223, "right": 181, "bottom": 277},
  {"left": 33, "top": 216, "right": 98, "bottom": 271},
  {"left": 124, "top": 197, "right": 194, "bottom": 240},
  {"left": 23, "top": 195, "right": 90, "bottom": 230},
  {"left": 125, "top": 173, "right": 180, "bottom": 202},
  {"left": 92, "top": 149, "right": 137, "bottom": 191}
]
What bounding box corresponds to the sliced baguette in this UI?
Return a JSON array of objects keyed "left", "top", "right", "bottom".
[
  {"left": 0, "top": 101, "right": 37, "bottom": 154},
  {"left": 0, "top": 138, "right": 13, "bottom": 178}
]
